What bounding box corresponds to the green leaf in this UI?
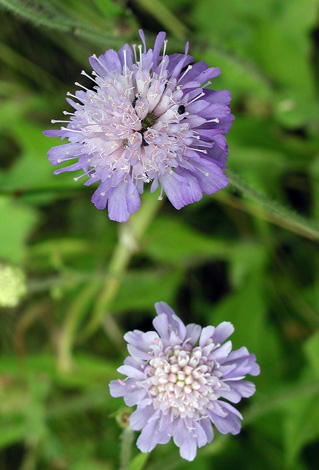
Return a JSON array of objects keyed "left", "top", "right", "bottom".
[
  {"left": 0, "top": 421, "right": 26, "bottom": 449},
  {"left": 284, "top": 395, "right": 319, "bottom": 464},
  {"left": 230, "top": 146, "right": 292, "bottom": 173},
  {"left": 29, "top": 238, "right": 92, "bottom": 269},
  {"left": 0, "top": 121, "right": 72, "bottom": 193},
  {"left": 0, "top": 0, "right": 128, "bottom": 47},
  {"left": 129, "top": 453, "right": 150, "bottom": 470},
  {"left": 132, "top": 0, "right": 188, "bottom": 39},
  {"left": 0, "top": 354, "right": 115, "bottom": 388},
  {"left": 113, "top": 269, "right": 183, "bottom": 312},
  {"left": 201, "top": 48, "right": 273, "bottom": 102},
  {"left": 92, "top": 0, "right": 127, "bottom": 18},
  {"left": 304, "top": 331, "right": 319, "bottom": 379},
  {"left": 24, "top": 376, "right": 50, "bottom": 442},
  {"left": 145, "top": 217, "right": 234, "bottom": 266},
  {"left": 247, "top": 5, "right": 319, "bottom": 128},
  {"left": 0, "top": 196, "right": 38, "bottom": 262},
  {"left": 71, "top": 461, "right": 112, "bottom": 470},
  {"left": 211, "top": 269, "right": 266, "bottom": 357}
]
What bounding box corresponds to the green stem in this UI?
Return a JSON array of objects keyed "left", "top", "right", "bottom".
[
  {"left": 227, "top": 169, "right": 319, "bottom": 241},
  {"left": 57, "top": 194, "right": 162, "bottom": 370},
  {"left": 80, "top": 193, "right": 162, "bottom": 340},
  {"left": 120, "top": 427, "right": 135, "bottom": 470},
  {"left": 0, "top": 42, "right": 62, "bottom": 91},
  {"left": 0, "top": 0, "right": 127, "bottom": 47},
  {"left": 57, "top": 280, "right": 102, "bottom": 372},
  {"left": 132, "top": 0, "right": 188, "bottom": 40}
]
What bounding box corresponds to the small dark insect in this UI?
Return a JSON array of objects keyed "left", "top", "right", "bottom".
[
  {"left": 142, "top": 138, "right": 149, "bottom": 147},
  {"left": 132, "top": 97, "right": 137, "bottom": 108},
  {"left": 178, "top": 105, "right": 185, "bottom": 115}
]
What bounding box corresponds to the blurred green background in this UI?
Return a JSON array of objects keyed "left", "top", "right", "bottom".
[{"left": 0, "top": 0, "right": 319, "bottom": 469}]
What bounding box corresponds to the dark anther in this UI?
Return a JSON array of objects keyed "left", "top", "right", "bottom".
[
  {"left": 178, "top": 105, "right": 185, "bottom": 115},
  {"left": 132, "top": 97, "right": 137, "bottom": 108},
  {"left": 142, "top": 138, "right": 149, "bottom": 146}
]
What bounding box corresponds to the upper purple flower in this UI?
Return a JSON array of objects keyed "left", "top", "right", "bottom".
[
  {"left": 109, "top": 302, "right": 260, "bottom": 461},
  {"left": 44, "top": 30, "right": 234, "bottom": 222}
]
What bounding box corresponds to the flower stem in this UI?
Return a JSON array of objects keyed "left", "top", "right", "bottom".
[
  {"left": 131, "top": 0, "right": 189, "bottom": 40},
  {"left": 57, "top": 280, "right": 102, "bottom": 372},
  {"left": 120, "top": 426, "right": 135, "bottom": 470},
  {"left": 227, "top": 169, "right": 319, "bottom": 241},
  {"left": 80, "top": 192, "right": 162, "bottom": 341}
]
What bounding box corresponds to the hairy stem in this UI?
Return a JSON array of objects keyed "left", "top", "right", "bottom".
[
  {"left": 80, "top": 192, "right": 162, "bottom": 340},
  {"left": 227, "top": 169, "right": 319, "bottom": 241},
  {"left": 57, "top": 281, "right": 102, "bottom": 372},
  {"left": 120, "top": 427, "right": 135, "bottom": 470}
]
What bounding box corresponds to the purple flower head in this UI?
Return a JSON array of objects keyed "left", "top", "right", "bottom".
[
  {"left": 109, "top": 302, "right": 260, "bottom": 461},
  {"left": 45, "top": 30, "right": 234, "bottom": 222}
]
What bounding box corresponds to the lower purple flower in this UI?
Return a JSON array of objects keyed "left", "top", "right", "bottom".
[
  {"left": 109, "top": 302, "right": 260, "bottom": 461},
  {"left": 44, "top": 30, "right": 234, "bottom": 222}
]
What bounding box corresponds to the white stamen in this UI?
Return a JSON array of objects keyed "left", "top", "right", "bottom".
[
  {"left": 159, "top": 40, "right": 168, "bottom": 78},
  {"left": 66, "top": 92, "right": 86, "bottom": 103},
  {"left": 138, "top": 45, "right": 143, "bottom": 68},
  {"left": 178, "top": 65, "right": 193, "bottom": 83},
  {"left": 61, "top": 127, "right": 82, "bottom": 133},
  {"left": 206, "top": 118, "right": 220, "bottom": 123},
  {"left": 74, "top": 173, "right": 87, "bottom": 181},
  {"left": 81, "top": 70, "right": 99, "bottom": 84},
  {"left": 132, "top": 44, "right": 137, "bottom": 63},
  {"left": 187, "top": 92, "right": 205, "bottom": 106},
  {"left": 75, "top": 82, "right": 94, "bottom": 93},
  {"left": 91, "top": 54, "right": 109, "bottom": 74},
  {"left": 189, "top": 148, "right": 207, "bottom": 154},
  {"left": 202, "top": 80, "right": 212, "bottom": 88},
  {"left": 123, "top": 49, "right": 128, "bottom": 76}
]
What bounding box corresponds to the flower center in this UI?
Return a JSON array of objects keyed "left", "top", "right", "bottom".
[
  {"left": 71, "top": 63, "right": 199, "bottom": 181},
  {"left": 145, "top": 344, "right": 222, "bottom": 419},
  {"left": 141, "top": 113, "right": 156, "bottom": 132}
]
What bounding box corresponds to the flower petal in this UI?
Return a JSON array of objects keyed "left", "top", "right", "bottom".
[
  {"left": 154, "top": 302, "right": 187, "bottom": 341},
  {"left": 185, "top": 323, "right": 202, "bottom": 346},
  {"left": 152, "top": 313, "right": 169, "bottom": 341},
  {"left": 199, "top": 326, "right": 215, "bottom": 347},
  {"left": 117, "top": 365, "right": 145, "bottom": 379},
  {"left": 136, "top": 420, "right": 160, "bottom": 453},
  {"left": 130, "top": 405, "right": 155, "bottom": 430},
  {"left": 108, "top": 181, "right": 130, "bottom": 222},
  {"left": 180, "top": 433, "right": 197, "bottom": 461},
  {"left": 209, "top": 402, "right": 242, "bottom": 435},
  {"left": 213, "top": 322, "right": 235, "bottom": 344},
  {"left": 109, "top": 379, "right": 127, "bottom": 398}
]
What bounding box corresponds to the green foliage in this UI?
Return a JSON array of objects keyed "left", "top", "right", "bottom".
[
  {"left": 128, "top": 452, "right": 150, "bottom": 470},
  {"left": 0, "top": 197, "right": 38, "bottom": 262},
  {"left": 0, "top": 0, "right": 318, "bottom": 469}
]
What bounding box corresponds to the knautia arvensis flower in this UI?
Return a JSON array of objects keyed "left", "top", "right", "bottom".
[
  {"left": 109, "top": 302, "right": 260, "bottom": 461},
  {"left": 44, "top": 30, "right": 234, "bottom": 222}
]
